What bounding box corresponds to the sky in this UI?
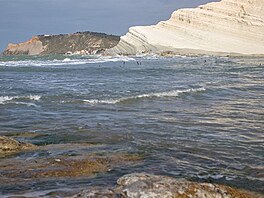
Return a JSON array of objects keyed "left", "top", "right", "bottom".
[{"left": 0, "top": 0, "right": 217, "bottom": 51}]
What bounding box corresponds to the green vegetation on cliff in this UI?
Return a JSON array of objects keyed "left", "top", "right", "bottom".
[{"left": 3, "top": 31, "right": 120, "bottom": 56}]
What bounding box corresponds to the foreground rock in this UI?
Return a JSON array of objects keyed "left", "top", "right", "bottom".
[
  {"left": 108, "top": 0, "right": 264, "bottom": 56},
  {"left": 0, "top": 136, "right": 36, "bottom": 154},
  {"left": 72, "top": 173, "right": 261, "bottom": 198},
  {"left": 2, "top": 31, "right": 120, "bottom": 56}
]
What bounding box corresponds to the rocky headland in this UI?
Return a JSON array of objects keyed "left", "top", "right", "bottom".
[
  {"left": 2, "top": 31, "right": 120, "bottom": 56},
  {"left": 107, "top": 0, "right": 264, "bottom": 56},
  {"left": 3, "top": 0, "right": 264, "bottom": 57}
]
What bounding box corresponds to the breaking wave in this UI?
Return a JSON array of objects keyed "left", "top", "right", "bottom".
[
  {"left": 0, "top": 95, "right": 41, "bottom": 104},
  {"left": 0, "top": 56, "right": 135, "bottom": 67},
  {"left": 83, "top": 87, "right": 205, "bottom": 104}
]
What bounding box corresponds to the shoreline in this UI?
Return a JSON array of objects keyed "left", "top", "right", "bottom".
[
  {"left": 2, "top": 49, "right": 264, "bottom": 59},
  {"left": 1, "top": 136, "right": 263, "bottom": 198}
]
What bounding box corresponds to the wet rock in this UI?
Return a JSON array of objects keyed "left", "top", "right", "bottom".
[
  {"left": 34, "top": 157, "right": 109, "bottom": 178},
  {"left": 72, "top": 173, "right": 261, "bottom": 198},
  {"left": 115, "top": 173, "right": 259, "bottom": 198},
  {"left": 3, "top": 131, "right": 45, "bottom": 138},
  {"left": 40, "top": 153, "right": 141, "bottom": 178},
  {"left": 74, "top": 188, "right": 117, "bottom": 198},
  {"left": 0, "top": 153, "right": 142, "bottom": 181},
  {"left": 0, "top": 136, "right": 36, "bottom": 155}
]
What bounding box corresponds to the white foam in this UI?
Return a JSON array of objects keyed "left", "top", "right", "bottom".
[
  {"left": 197, "top": 174, "right": 225, "bottom": 180},
  {"left": 14, "top": 102, "right": 39, "bottom": 107},
  {"left": 0, "top": 96, "right": 14, "bottom": 104},
  {"left": 134, "top": 54, "right": 161, "bottom": 60},
  {"left": 0, "top": 56, "right": 136, "bottom": 67},
  {"left": 28, "top": 95, "right": 41, "bottom": 101},
  {"left": 0, "top": 95, "right": 41, "bottom": 104},
  {"left": 83, "top": 99, "right": 119, "bottom": 104},
  {"left": 83, "top": 87, "right": 205, "bottom": 104},
  {"left": 63, "top": 58, "right": 71, "bottom": 62}
]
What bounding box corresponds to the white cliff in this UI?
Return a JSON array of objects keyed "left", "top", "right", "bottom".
[{"left": 108, "top": 0, "right": 264, "bottom": 56}]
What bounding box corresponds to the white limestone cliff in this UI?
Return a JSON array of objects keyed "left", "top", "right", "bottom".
[{"left": 108, "top": 0, "right": 264, "bottom": 56}]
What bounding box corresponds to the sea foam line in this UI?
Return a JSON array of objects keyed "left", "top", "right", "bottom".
[
  {"left": 0, "top": 96, "right": 14, "bottom": 104},
  {"left": 83, "top": 87, "right": 206, "bottom": 104},
  {"left": 0, "top": 95, "right": 41, "bottom": 104},
  {"left": 0, "top": 56, "right": 135, "bottom": 67}
]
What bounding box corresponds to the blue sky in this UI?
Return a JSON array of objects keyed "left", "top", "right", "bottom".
[{"left": 0, "top": 0, "right": 216, "bottom": 51}]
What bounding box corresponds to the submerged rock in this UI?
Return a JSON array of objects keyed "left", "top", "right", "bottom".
[
  {"left": 71, "top": 173, "right": 261, "bottom": 198},
  {"left": 73, "top": 188, "right": 117, "bottom": 198},
  {"left": 2, "top": 31, "right": 120, "bottom": 56},
  {"left": 0, "top": 136, "right": 36, "bottom": 154},
  {"left": 0, "top": 152, "right": 142, "bottom": 182}
]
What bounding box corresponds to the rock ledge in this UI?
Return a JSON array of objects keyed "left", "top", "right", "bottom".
[
  {"left": 0, "top": 136, "right": 36, "bottom": 154},
  {"left": 72, "top": 173, "right": 261, "bottom": 198}
]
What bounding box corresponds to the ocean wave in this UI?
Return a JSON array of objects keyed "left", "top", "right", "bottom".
[
  {"left": 0, "top": 95, "right": 41, "bottom": 104},
  {"left": 0, "top": 96, "right": 14, "bottom": 104},
  {"left": 0, "top": 56, "right": 135, "bottom": 67},
  {"left": 83, "top": 87, "right": 205, "bottom": 104},
  {"left": 14, "top": 102, "right": 40, "bottom": 107}
]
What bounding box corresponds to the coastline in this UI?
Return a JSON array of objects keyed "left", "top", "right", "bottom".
[
  {"left": 105, "top": 49, "right": 264, "bottom": 58},
  {"left": 1, "top": 55, "right": 264, "bottom": 196},
  {"left": 1, "top": 136, "right": 263, "bottom": 198},
  {"left": 1, "top": 0, "right": 264, "bottom": 196}
]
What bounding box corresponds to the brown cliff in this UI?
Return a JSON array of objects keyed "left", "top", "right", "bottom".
[{"left": 3, "top": 31, "right": 120, "bottom": 56}]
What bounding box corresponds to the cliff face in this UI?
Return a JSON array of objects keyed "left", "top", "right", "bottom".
[
  {"left": 108, "top": 0, "right": 264, "bottom": 55},
  {"left": 3, "top": 32, "right": 120, "bottom": 56},
  {"left": 3, "top": 36, "right": 45, "bottom": 56}
]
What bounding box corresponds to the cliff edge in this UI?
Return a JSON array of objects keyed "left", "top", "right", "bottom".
[
  {"left": 108, "top": 0, "right": 264, "bottom": 56},
  {"left": 3, "top": 31, "right": 120, "bottom": 56}
]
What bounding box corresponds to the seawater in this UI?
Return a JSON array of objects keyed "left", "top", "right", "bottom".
[{"left": 0, "top": 54, "right": 263, "bottom": 196}]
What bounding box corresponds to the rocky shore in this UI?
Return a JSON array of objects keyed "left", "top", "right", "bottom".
[
  {"left": 0, "top": 136, "right": 263, "bottom": 197},
  {"left": 0, "top": 135, "right": 36, "bottom": 155},
  {"left": 2, "top": 31, "right": 120, "bottom": 56},
  {"left": 0, "top": 136, "right": 141, "bottom": 180},
  {"left": 71, "top": 173, "right": 262, "bottom": 198}
]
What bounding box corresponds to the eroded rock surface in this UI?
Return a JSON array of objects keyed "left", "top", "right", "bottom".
[
  {"left": 71, "top": 173, "right": 262, "bottom": 198},
  {"left": 108, "top": 0, "right": 264, "bottom": 56},
  {"left": 0, "top": 152, "right": 142, "bottom": 182},
  {"left": 0, "top": 136, "right": 36, "bottom": 154}
]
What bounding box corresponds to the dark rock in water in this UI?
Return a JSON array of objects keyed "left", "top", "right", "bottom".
[
  {"left": 0, "top": 136, "right": 36, "bottom": 154},
  {"left": 70, "top": 173, "right": 261, "bottom": 198},
  {"left": 73, "top": 188, "right": 117, "bottom": 198},
  {"left": 2, "top": 31, "right": 120, "bottom": 55},
  {"left": 0, "top": 152, "right": 142, "bottom": 183}
]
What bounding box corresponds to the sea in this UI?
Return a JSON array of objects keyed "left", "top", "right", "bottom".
[{"left": 0, "top": 54, "right": 263, "bottom": 197}]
